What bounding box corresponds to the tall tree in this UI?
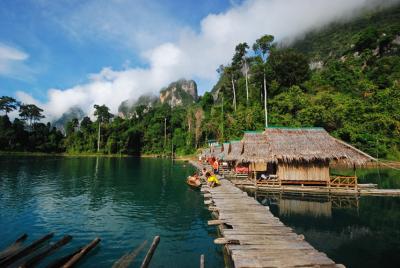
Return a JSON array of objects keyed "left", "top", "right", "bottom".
[
  {"left": 253, "top": 34, "right": 275, "bottom": 128},
  {"left": 0, "top": 96, "right": 19, "bottom": 115},
  {"left": 19, "top": 104, "right": 45, "bottom": 127},
  {"left": 94, "top": 104, "right": 113, "bottom": 152},
  {"left": 232, "top": 43, "right": 250, "bottom": 104}
]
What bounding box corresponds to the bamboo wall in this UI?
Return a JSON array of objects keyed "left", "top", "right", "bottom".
[{"left": 277, "top": 161, "right": 330, "bottom": 182}]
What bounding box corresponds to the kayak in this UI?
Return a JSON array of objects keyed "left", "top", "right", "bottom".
[{"left": 186, "top": 178, "right": 201, "bottom": 189}]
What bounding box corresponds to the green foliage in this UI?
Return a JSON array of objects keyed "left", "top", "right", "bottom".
[{"left": 1, "top": 5, "right": 399, "bottom": 159}]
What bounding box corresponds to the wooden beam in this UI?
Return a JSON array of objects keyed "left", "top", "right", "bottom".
[
  {"left": 20, "top": 235, "right": 72, "bottom": 268},
  {"left": 140, "top": 236, "right": 160, "bottom": 268},
  {"left": 0, "top": 233, "right": 28, "bottom": 261},
  {"left": 0, "top": 233, "right": 54, "bottom": 267},
  {"left": 200, "top": 254, "right": 204, "bottom": 268},
  {"left": 112, "top": 240, "right": 148, "bottom": 268},
  {"left": 61, "top": 237, "right": 101, "bottom": 268}
]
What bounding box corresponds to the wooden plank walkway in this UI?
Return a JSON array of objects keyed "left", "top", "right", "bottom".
[{"left": 201, "top": 179, "right": 343, "bottom": 268}]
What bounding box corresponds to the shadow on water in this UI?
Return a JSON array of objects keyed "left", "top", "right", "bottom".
[
  {"left": 247, "top": 188, "right": 400, "bottom": 268},
  {"left": 0, "top": 156, "right": 224, "bottom": 268}
]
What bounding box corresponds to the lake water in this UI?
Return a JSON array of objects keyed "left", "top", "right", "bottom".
[
  {"left": 0, "top": 156, "right": 224, "bottom": 268},
  {"left": 248, "top": 167, "right": 400, "bottom": 268}
]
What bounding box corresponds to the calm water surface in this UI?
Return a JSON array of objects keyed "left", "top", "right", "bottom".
[
  {"left": 249, "top": 168, "right": 400, "bottom": 268},
  {"left": 0, "top": 156, "right": 224, "bottom": 267}
]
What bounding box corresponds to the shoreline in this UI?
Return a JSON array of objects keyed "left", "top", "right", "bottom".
[{"left": 0, "top": 151, "right": 198, "bottom": 161}]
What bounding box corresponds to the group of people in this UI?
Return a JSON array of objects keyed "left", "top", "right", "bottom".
[{"left": 187, "top": 162, "right": 221, "bottom": 188}]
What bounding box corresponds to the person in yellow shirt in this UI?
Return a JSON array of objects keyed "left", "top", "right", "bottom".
[{"left": 206, "top": 172, "right": 220, "bottom": 188}]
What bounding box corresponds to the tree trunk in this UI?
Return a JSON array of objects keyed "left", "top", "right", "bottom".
[
  {"left": 263, "top": 73, "right": 268, "bottom": 129},
  {"left": 231, "top": 77, "right": 237, "bottom": 112},
  {"left": 245, "top": 60, "right": 249, "bottom": 105},
  {"left": 97, "top": 121, "right": 101, "bottom": 152}
]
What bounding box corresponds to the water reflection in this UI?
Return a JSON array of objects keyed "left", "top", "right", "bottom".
[
  {"left": 0, "top": 156, "right": 224, "bottom": 268},
  {"left": 247, "top": 189, "right": 400, "bottom": 268},
  {"left": 253, "top": 192, "right": 360, "bottom": 218}
]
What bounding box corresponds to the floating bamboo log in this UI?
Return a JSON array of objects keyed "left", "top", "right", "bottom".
[
  {"left": 0, "top": 233, "right": 54, "bottom": 267},
  {"left": 20, "top": 235, "right": 72, "bottom": 268},
  {"left": 61, "top": 237, "right": 101, "bottom": 268},
  {"left": 46, "top": 246, "right": 84, "bottom": 268},
  {"left": 140, "top": 236, "right": 160, "bottom": 268},
  {"left": 0, "top": 234, "right": 28, "bottom": 261},
  {"left": 112, "top": 240, "right": 148, "bottom": 268}
]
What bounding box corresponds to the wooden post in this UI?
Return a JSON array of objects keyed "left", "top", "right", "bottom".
[
  {"left": 46, "top": 246, "right": 84, "bottom": 268},
  {"left": 200, "top": 254, "right": 205, "bottom": 268},
  {"left": 62, "top": 238, "right": 101, "bottom": 268},
  {"left": 0, "top": 233, "right": 54, "bottom": 267},
  {"left": 112, "top": 240, "right": 148, "bottom": 268},
  {"left": 20, "top": 235, "right": 72, "bottom": 268},
  {"left": 0, "top": 233, "right": 28, "bottom": 261},
  {"left": 140, "top": 236, "right": 160, "bottom": 268}
]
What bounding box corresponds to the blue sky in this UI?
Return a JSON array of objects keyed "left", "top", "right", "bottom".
[
  {"left": 0, "top": 0, "right": 234, "bottom": 101},
  {"left": 0, "top": 0, "right": 389, "bottom": 120}
]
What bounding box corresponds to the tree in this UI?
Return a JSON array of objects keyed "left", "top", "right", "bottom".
[
  {"left": 253, "top": 34, "right": 274, "bottom": 128},
  {"left": 232, "top": 43, "right": 250, "bottom": 104},
  {"left": 269, "top": 49, "right": 310, "bottom": 88},
  {"left": 0, "top": 96, "right": 19, "bottom": 115},
  {"left": 19, "top": 104, "right": 45, "bottom": 127},
  {"left": 94, "top": 104, "right": 113, "bottom": 152}
]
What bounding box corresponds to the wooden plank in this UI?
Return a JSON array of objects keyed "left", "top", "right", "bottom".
[
  {"left": 140, "top": 236, "right": 160, "bottom": 268},
  {"left": 200, "top": 254, "right": 204, "bottom": 268},
  {"left": 194, "top": 162, "right": 338, "bottom": 268},
  {"left": 112, "top": 240, "right": 148, "bottom": 268},
  {"left": 62, "top": 238, "right": 100, "bottom": 268},
  {"left": 20, "top": 235, "right": 72, "bottom": 268},
  {"left": 0, "top": 234, "right": 28, "bottom": 261},
  {"left": 0, "top": 233, "right": 54, "bottom": 267}
]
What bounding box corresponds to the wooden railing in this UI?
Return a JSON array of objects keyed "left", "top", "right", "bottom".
[{"left": 329, "top": 175, "right": 358, "bottom": 188}]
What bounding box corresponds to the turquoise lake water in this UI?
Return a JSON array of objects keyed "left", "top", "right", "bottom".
[
  {"left": 0, "top": 157, "right": 224, "bottom": 267},
  {"left": 1, "top": 156, "right": 400, "bottom": 268}
]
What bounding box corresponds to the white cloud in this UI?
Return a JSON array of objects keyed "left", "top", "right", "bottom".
[
  {"left": 0, "top": 43, "right": 33, "bottom": 80},
  {"left": 18, "top": 0, "right": 400, "bottom": 120}
]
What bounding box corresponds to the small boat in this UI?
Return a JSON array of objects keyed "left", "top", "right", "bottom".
[{"left": 186, "top": 178, "right": 201, "bottom": 189}]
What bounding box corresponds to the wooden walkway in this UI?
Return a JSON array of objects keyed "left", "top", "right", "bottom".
[{"left": 201, "top": 179, "right": 343, "bottom": 268}]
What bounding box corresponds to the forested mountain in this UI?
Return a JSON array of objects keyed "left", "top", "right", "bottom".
[{"left": 1, "top": 4, "right": 399, "bottom": 158}]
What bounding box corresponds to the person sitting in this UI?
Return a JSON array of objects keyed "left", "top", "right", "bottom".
[
  {"left": 212, "top": 159, "right": 219, "bottom": 175},
  {"left": 188, "top": 172, "right": 201, "bottom": 186},
  {"left": 206, "top": 172, "right": 220, "bottom": 188}
]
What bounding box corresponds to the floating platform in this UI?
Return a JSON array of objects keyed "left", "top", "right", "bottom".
[
  {"left": 201, "top": 179, "right": 343, "bottom": 268},
  {"left": 229, "top": 179, "right": 400, "bottom": 197}
]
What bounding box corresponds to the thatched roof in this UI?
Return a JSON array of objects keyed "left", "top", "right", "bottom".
[
  {"left": 225, "top": 141, "right": 244, "bottom": 161},
  {"left": 238, "top": 128, "right": 374, "bottom": 166}
]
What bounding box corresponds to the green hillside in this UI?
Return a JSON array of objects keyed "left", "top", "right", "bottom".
[{"left": 1, "top": 4, "right": 399, "bottom": 158}]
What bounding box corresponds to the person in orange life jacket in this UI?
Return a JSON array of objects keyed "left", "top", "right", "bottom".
[{"left": 213, "top": 159, "right": 219, "bottom": 175}]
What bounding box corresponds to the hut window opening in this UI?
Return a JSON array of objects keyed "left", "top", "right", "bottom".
[{"left": 267, "top": 163, "right": 277, "bottom": 175}]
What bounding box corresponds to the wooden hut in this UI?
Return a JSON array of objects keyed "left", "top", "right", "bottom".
[{"left": 239, "top": 127, "right": 374, "bottom": 187}]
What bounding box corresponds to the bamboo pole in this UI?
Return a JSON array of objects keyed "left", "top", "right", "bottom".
[
  {"left": 20, "top": 235, "right": 72, "bottom": 268},
  {"left": 140, "top": 236, "right": 160, "bottom": 268},
  {"left": 61, "top": 237, "right": 100, "bottom": 268},
  {"left": 0, "top": 233, "right": 54, "bottom": 267},
  {"left": 46, "top": 246, "right": 83, "bottom": 268},
  {"left": 200, "top": 254, "right": 205, "bottom": 268},
  {"left": 112, "top": 240, "right": 148, "bottom": 268},
  {"left": 0, "top": 234, "right": 28, "bottom": 261}
]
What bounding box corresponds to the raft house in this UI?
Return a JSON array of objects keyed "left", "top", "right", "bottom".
[{"left": 214, "top": 127, "right": 377, "bottom": 189}]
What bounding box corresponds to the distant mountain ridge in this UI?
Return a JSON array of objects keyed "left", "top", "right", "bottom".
[{"left": 118, "top": 79, "right": 198, "bottom": 118}]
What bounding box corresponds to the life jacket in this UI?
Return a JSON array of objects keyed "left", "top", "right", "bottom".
[{"left": 213, "top": 161, "right": 219, "bottom": 170}]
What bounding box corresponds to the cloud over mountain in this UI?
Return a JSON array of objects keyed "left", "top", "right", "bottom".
[{"left": 16, "top": 0, "right": 400, "bottom": 120}]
